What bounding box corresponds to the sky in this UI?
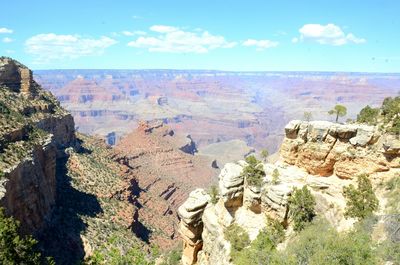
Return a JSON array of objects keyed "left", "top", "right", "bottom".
[{"left": 0, "top": 0, "right": 399, "bottom": 72}]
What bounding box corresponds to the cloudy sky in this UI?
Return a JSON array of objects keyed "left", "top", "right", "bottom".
[{"left": 1, "top": 0, "right": 399, "bottom": 72}]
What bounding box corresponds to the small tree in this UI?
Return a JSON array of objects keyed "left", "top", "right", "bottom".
[
  {"left": 288, "top": 186, "right": 316, "bottom": 231},
  {"left": 0, "top": 207, "right": 43, "bottom": 264},
  {"left": 260, "top": 149, "right": 269, "bottom": 162},
  {"left": 271, "top": 169, "right": 280, "bottom": 185},
  {"left": 328, "top": 104, "right": 347, "bottom": 123},
  {"left": 303, "top": 111, "right": 312, "bottom": 122},
  {"left": 209, "top": 185, "right": 219, "bottom": 204},
  {"left": 242, "top": 155, "right": 266, "bottom": 187},
  {"left": 224, "top": 224, "right": 250, "bottom": 252},
  {"left": 343, "top": 174, "right": 379, "bottom": 220}
]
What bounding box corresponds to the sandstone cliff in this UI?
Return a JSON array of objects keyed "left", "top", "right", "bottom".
[
  {"left": 0, "top": 57, "right": 76, "bottom": 234},
  {"left": 280, "top": 120, "right": 400, "bottom": 179},
  {"left": 178, "top": 120, "right": 400, "bottom": 265}
]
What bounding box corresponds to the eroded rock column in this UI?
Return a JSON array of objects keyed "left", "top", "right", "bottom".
[{"left": 178, "top": 189, "right": 210, "bottom": 265}]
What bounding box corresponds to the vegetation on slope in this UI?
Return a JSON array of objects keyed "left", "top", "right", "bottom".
[
  {"left": 223, "top": 172, "right": 400, "bottom": 265},
  {"left": 37, "top": 133, "right": 161, "bottom": 264},
  {"left": 343, "top": 174, "right": 379, "bottom": 220},
  {"left": 357, "top": 96, "right": 400, "bottom": 134},
  {"left": 288, "top": 186, "right": 316, "bottom": 231},
  {"left": 0, "top": 207, "right": 53, "bottom": 265}
]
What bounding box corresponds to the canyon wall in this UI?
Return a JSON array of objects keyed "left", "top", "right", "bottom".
[
  {"left": 0, "top": 57, "right": 76, "bottom": 233},
  {"left": 34, "top": 70, "right": 400, "bottom": 154}
]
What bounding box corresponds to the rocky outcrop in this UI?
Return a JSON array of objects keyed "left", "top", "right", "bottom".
[
  {"left": 0, "top": 57, "right": 36, "bottom": 95},
  {"left": 179, "top": 159, "right": 365, "bottom": 264},
  {"left": 178, "top": 189, "right": 210, "bottom": 265},
  {"left": 280, "top": 120, "right": 400, "bottom": 179},
  {"left": 0, "top": 57, "right": 76, "bottom": 234},
  {"left": 219, "top": 162, "right": 245, "bottom": 209},
  {"left": 179, "top": 120, "right": 400, "bottom": 264}
]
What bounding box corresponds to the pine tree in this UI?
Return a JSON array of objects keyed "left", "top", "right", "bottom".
[{"left": 343, "top": 174, "right": 379, "bottom": 220}]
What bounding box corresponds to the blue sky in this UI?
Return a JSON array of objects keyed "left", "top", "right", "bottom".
[{"left": 1, "top": 0, "right": 399, "bottom": 72}]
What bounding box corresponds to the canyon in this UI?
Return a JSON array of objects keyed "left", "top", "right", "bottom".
[
  {"left": 34, "top": 70, "right": 400, "bottom": 156},
  {"left": 1, "top": 57, "right": 400, "bottom": 264},
  {"left": 0, "top": 57, "right": 219, "bottom": 263}
]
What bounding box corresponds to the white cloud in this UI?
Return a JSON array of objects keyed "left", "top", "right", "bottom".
[
  {"left": 121, "top": 30, "right": 147, "bottom": 36},
  {"left": 0, "top": 27, "right": 13, "bottom": 34},
  {"left": 149, "top": 25, "right": 178, "bottom": 33},
  {"left": 295, "top": 23, "right": 365, "bottom": 46},
  {"left": 291, "top": 37, "right": 299, "bottom": 43},
  {"left": 127, "top": 25, "right": 237, "bottom": 53},
  {"left": 242, "top": 39, "right": 278, "bottom": 51},
  {"left": 25, "top": 33, "right": 117, "bottom": 63},
  {"left": 2, "top": 37, "right": 13, "bottom": 43}
]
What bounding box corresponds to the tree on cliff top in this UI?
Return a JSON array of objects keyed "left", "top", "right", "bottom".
[
  {"left": 0, "top": 207, "right": 44, "bottom": 265},
  {"left": 357, "top": 105, "right": 379, "bottom": 125},
  {"left": 242, "top": 155, "right": 265, "bottom": 187},
  {"left": 328, "top": 104, "right": 347, "bottom": 123}
]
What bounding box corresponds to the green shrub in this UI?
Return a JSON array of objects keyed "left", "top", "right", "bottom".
[
  {"left": 242, "top": 155, "right": 265, "bottom": 187},
  {"left": 343, "top": 174, "right": 379, "bottom": 220},
  {"left": 385, "top": 175, "right": 400, "bottom": 213},
  {"left": 260, "top": 149, "right": 269, "bottom": 161},
  {"left": 224, "top": 224, "right": 250, "bottom": 252},
  {"left": 357, "top": 105, "right": 379, "bottom": 125},
  {"left": 0, "top": 207, "right": 48, "bottom": 265},
  {"left": 382, "top": 96, "right": 400, "bottom": 120},
  {"left": 283, "top": 219, "right": 378, "bottom": 265},
  {"left": 271, "top": 169, "right": 280, "bottom": 185},
  {"left": 231, "top": 219, "right": 285, "bottom": 265},
  {"left": 85, "top": 245, "right": 153, "bottom": 265},
  {"left": 159, "top": 249, "right": 181, "bottom": 265},
  {"left": 388, "top": 116, "right": 400, "bottom": 134},
  {"left": 288, "top": 186, "right": 316, "bottom": 231},
  {"left": 208, "top": 185, "right": 219, "bottom": 204}
]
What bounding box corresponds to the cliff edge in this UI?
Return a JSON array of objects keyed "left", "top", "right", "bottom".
[{"left": 0, "top": 57, "right": 76, "bottom": 234}]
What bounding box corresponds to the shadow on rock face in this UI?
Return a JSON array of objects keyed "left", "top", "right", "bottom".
[{"left": 37, "top": 155, "right": 102, "bottom": 265}]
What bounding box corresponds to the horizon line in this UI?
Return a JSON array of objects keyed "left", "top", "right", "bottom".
[{"left": 32, "top": 68, "right": 400, "bottom": 75}]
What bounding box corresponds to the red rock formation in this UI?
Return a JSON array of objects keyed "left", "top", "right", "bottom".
[{"left": 113, "top": 121, "right": 218, "bottom": 249}]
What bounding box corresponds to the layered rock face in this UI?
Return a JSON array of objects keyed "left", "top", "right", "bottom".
[
  {"left": 35, "top": 70, "right": 400, "bottom": 153},
  {"left": 0, "top": 57, "right": 36, "bottom": 95},
  {"left": 178, "top": 120, "right": 400, "bottom": 264},
  {"left": 113, "top": 121, "right": 218, "bottom": 249},
  {"left": 280, "top": 120, "right": 400, "bottom": 179},
  {"left": 0, "top": 57, "right": 76, "bottom": 233},
  {"left": 178, "top": 189, "right": 210, "bottom": 265},
  {"left": 179, "top": 162, "right": 355, "bottom": 264}
]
